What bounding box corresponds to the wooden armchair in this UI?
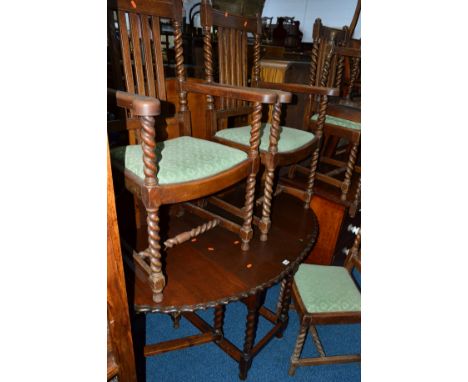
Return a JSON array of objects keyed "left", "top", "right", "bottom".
[
  {"left": 289, "top": 228, "right": 361, "bottom": 375},
  {"left": 288, "top": 19, "right": 361, "bottom": 214},
  {"left": 108, "top": 0, "right": 289, "bottom": 302},
  {"left": 200, "top": 0, "right": 338, "bottom": 241}
]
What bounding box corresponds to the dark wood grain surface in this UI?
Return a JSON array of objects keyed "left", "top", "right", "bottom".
[{"left": 131, "top": 192, "right": 318, "bottom": 313}]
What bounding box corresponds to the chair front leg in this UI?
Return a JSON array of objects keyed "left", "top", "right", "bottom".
[
  {"left": 260, "top": 101, "right": 281, "bottom": 241},
  {"left": 147, "top": 207, "right": 165, "bottom": 303},
  {"left": 305, "top": 95, "right": 328, "bottom": 208},
  {"left": 349, "top": 176, "right": 361, "bottom": 218},
  {"left": 139, "top": 114, "right": 165, "bottom": 303},
  {"left": 289, "top": 317, "right": 310, "bottom": 376},
  {"left": 240, "top": 102, "right": 263, "bottom": 251},
  {"left": 340, "top": 140, "right": 359, "bottom": 201}
]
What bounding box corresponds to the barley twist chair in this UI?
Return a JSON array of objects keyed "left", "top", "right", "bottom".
[
  {"left": 288, "top": 18, "right": 361, "bottom": 213},
  {"left": 108, "top": 0, "right": 289, "bottom": 303},
  {"left": 200, "top": 1, "right": 339, "bottom": 242},
  {"left": 289, "top": 228, "right": 361, "bottom": 375}
]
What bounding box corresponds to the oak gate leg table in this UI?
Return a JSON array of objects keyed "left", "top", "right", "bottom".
[{"left": 127, "top": 192, "right": 319, "bottom": 380}]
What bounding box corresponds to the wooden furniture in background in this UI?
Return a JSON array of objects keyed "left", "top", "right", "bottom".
[
  {"left": 108, "top": 0, "right": 288, "bottom": 302},
  {"left": 107, "top": 144, "right": 137, "bottom": 382},
  {"left": 201, "top": 0, "right": 337, "bottom": 243},
  {"left": 289, "top": 228, "right": 361, "bottom": 375},
  {"left": 129, "top": 190, "right": 319, "bottom": 380}
]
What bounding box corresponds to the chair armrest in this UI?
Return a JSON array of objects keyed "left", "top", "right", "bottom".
[
  {"left": 181, "top": 81, "right": 292, "bottom": 104},
  {"left": 108, "top": 89, "right": 160, "bottom": 117},
  {"left": 258, "top": 81, "right": 340, "bottom": 97}
]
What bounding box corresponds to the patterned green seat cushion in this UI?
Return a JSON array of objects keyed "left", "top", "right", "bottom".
[
  {"left": 215, "top": 123, "right": 315, "bottom": 153},
  {"left": 294, "top": 263, "right": 361, "bottom": 313},
  {"left": 311, "top": 114, "right": 361, "bottom": 130},
  {"left": 111, "top": 136, "right": 248, "bottom": 185}
]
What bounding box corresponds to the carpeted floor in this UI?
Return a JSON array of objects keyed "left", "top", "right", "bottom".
[{"left": 145, "top": 283, "right": 360, "bottom": 382}]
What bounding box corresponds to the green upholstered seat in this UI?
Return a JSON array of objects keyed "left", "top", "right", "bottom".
[
  {"left": 215, "top": 123, "right": 315, "bottom": 153},
  {"left": 294, "top": 263, "right": 361, "bottom": 314},
  {"left": 311, "top": 114, "right": 361, "bottom": 130},
  {"left": 111, "top": 136, "right": 248, "bottom": 185}
]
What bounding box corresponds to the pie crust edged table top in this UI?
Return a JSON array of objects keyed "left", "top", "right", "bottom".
[{"left": 131, "top": 192, "right": 319, "bottom": 313}]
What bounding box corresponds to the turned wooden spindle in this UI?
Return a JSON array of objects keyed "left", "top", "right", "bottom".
[
  {"left": 139, "top": 114, "right": 165, "bottom": 303},
  {"left": 164, "top": 219, "right": 219, "bottom": 249},
  {"left": 349, "top": 176, "right": 361, "bottom": 218},
  {"left": 346, "top": 57, "right": 360, "bottom": 100},
  {"left": 309, "top": 37, "right": 319, "bottom": 86},
  {"left": 288, "top": 318, "right": 310, "bottom": 376},
  {"left": 320, "top": 33, "right": 336, "bottom": 87},
  {"left": 240, "top": 102, "right": 262, "bottom": 251},
  {"left": 340, "top": 141, "right": 359, "bottom": 201},
  {"left": 251, "top": 33, "right": 261, "bottom": 87},
  {"left": 260, "top": 101, "right": 282, "bottom": 241},
  {"left": 147, "top": 207, "right": 164, "bottom": 303},
  {"left": 335, "top": 53, "right": 345, "bottom": 91},
  {"left": 304, "top": 95, "right": 328, "bottom": 207}
]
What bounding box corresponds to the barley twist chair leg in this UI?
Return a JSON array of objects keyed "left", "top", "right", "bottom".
[
  {"left": 240, "top": 102, "right": 262, "bottom": 251},
  {"left": 305, "top": 95, "right": 327, "bottom": 208},
  {"left": 240, "top": 172, "right": 256, "bottom": 251},
  {"left": 304, "top": 147, "right": 320, "bottom": 209},
  {"left": 147, "top": 207, "right": 165, "bottom": 303},
  {"left": 340, "top": 141, "right": 358, "bottom": 201},
  {"left": 289, "top": 322, "right": 309, "bottom": 376},
  {"left": 260, "top": 167, "right": 274, "bottom": 242},
  {"left": 260, "top": 102, "right": 282, "bottom": 241},
  {"left": 349, "top": 176, "right": 361, "bottom": 218}
]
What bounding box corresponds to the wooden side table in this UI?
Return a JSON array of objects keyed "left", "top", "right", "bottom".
[{"left": 126, "top": 192, "right": 319, "bottom": 380}]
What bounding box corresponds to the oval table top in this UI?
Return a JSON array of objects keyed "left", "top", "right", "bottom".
[{"left": 131, "top": 192, "right": 318, "bottom": 313}]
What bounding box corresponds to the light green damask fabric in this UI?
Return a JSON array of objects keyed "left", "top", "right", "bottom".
[
  {"left": 311, "top": 114, "right": 361, "bottom": 130},
  {"left": 294, "top": 264, "right": 361, "bottom": 313},
  {"left": 215, "top": 123, "right": 315, "bottom": 153},
  {"left": 111, "top": 136, "right": 248, "bottom": 184}
]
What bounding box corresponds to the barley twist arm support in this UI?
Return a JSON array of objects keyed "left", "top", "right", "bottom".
[{"left": 304, "top": 95, "right": 328, "bottom": 207}]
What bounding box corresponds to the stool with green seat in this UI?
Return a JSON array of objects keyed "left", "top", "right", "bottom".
[{"left": 288, "top": 229, "right": 361, "bottom": 375}]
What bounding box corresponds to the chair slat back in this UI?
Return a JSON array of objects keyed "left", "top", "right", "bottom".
[
  {"left": 201, "top": 0, "right": 261, "bottom": 117},
  {"left": 312, "top": 18, "right": 350, "bottom": 88},
  {"left": 109, "top": 0, "right": 191, "bottom": 141},
  {"left": 312, "top": 18, "right": 360, "bottom": 102}
]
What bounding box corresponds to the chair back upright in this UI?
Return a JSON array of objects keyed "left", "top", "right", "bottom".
[
  {"left": 201, "top": 0, "right": 262, "bottom": 134},
  {"left": 312, "top": 18, "right": 360, "bottom": 104},
  {"left": 108, "top": 0, "right": 191, "bottom": 143},
  {"left": 309, "top": 19, "right": 346, "bottom": 89}
]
